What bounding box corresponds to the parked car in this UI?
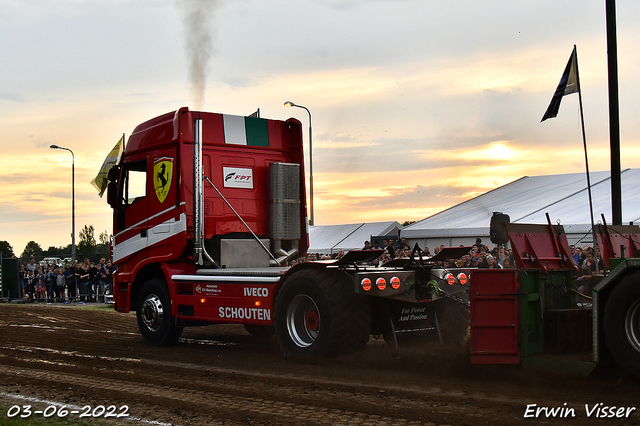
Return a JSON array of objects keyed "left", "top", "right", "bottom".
[{"left": 40, "top": 257, "right": 62, "bottom": 267}]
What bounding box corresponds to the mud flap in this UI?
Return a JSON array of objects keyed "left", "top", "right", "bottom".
[
  {"left": 384, "top": 301, "right": 440, "bottom": 348},
  {"left": 114, "top": 281, "right": 132, "bottom": 312}
]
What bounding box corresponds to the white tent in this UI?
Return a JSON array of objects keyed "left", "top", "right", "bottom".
[
  {"left": 401, "top": 168, "right": 640, "bottom": 249},
  {"left": 308, "top": 221, "right": 402, "bottom": 255}
]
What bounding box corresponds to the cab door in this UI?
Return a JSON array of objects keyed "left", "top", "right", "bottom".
[
  {"left": 147, "top": 150, "right": 186, "bottom": 260},
  {"left": 112, "top": 159, "right": 149, "bottom": 265}
]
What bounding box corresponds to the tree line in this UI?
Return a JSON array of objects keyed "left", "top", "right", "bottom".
[{"left": 0, "top": 225, "right": 111, "bottom": 263}]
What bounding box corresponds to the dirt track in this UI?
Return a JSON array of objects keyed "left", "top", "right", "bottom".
[{"left": 0, "top": 303, "right": 638, "bottom": 425}]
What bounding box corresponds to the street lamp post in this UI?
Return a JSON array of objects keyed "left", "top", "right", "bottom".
[
  {"left": 50, "top": 145, "right": 76, "bottom": 267},
  {"left": 284, "top": 101, "right": 314, "bottom": 226}
]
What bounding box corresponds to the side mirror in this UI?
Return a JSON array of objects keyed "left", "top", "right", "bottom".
[
  {"left": 107, "top": 166, "right": 120, "bottom": 182},
  {"left": 106, "top": 166, "right": 120, "bottom": 209}
]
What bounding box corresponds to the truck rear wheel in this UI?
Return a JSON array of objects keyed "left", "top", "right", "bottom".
[
  {"left": 275, "top": 269, "right": 365, "bottom": 360},
  {"left": 137, "top": 279, "right": 183, "bottom": 346},
  {"left": 604, "top": 271, "right": 640, "bottom": 378}
]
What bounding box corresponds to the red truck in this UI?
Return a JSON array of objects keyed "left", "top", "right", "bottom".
[{"left": 106, "top": 107, "right": 471, "bottom": 359}]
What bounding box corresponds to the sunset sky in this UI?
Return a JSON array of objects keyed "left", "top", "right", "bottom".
[{"left": 2, "top": 0, "right": 640, "bottom": 256}]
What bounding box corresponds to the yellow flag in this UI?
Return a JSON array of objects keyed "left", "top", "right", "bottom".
[{"left": 91, "top": 135, "right": 124, "bottom": 197}]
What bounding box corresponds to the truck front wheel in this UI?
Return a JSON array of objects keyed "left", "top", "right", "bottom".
[
  {"left": 274, "top": 269, "right": 359, "bottom": 360},
  {"left": 604, "top": 271, "right": 640, "bottom": 378},
  {"left": 136, "top": 279, "right": 183, "bottom": 346}
]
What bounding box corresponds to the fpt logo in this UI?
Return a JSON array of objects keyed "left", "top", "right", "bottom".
[
  {"left": 153, "top": 157, "right": 173, "bottom": 203},
  {"left": 223, "top": 167, "right": 253, "bottom": 189}
]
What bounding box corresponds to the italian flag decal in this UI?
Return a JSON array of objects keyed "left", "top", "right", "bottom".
[{"left": 223, "top": 115, "right": 269, "bottom": 147}]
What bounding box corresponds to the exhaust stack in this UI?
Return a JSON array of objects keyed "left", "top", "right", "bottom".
[
  {"left": 269, "top": 162, "right": 301, "bottom": 264},
  {"left": 193, "top": 118, "right": 204, "bottom": 265},
  {"left": 192, "top": 117, "right": 217, "bottom": 267}
]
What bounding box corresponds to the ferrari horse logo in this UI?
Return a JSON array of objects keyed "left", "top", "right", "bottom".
[{"left": 153, "top": 157, "right": 173, "bottom": 203}]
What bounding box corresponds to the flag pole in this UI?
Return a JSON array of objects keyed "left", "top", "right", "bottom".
[
  {"left": 606, "top": 0, "right": 622, "bottom": 225},
  {"left": 574, "top": 45, "right": 600, "bottom": 273}
]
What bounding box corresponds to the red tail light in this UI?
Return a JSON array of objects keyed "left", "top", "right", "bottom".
[
  {"left": 361, "top": 278, "right": 372, "bottom": 291},
  {"left": 376, "top": 277, "right": 387, "bottom": 290},
  {"left": 390, "top": 276, "right": 401, "bottom": 290},
  {"left": 457, "top": 273, "right": 468, "bottom": 285},
  {"left": 445, "top": 273, "right": 455, "bottom": 285}
]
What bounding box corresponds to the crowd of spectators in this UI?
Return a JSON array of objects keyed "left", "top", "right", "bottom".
[
  {"left": 290, "top": 237, "right": 518, "bottom": 269},
  {"left": 571, "top": 244, "right": 605, "bottom": 299},
  {"left": 16, "top": 238, "right": 604, "bottom": 304},
  {"left": 18, "top": 257, "right": 116, "bottom": 304}
]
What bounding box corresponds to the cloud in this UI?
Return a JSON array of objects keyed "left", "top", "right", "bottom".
[
  {"left": 313, "top": 181, "right": 487, "bottom": 225},
  {"left": 335, "top": 184, "right": 479, "bottom": 209},
  {"left": 2, "top": 0, "right": 640, "bottom": 251},
  {"left": 0, "top": 91, "right": 25, "bottom": 102}
]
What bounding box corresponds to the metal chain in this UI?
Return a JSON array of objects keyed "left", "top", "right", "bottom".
[{"left": 441, "top": 291, "right": 471, "bottom": 308}]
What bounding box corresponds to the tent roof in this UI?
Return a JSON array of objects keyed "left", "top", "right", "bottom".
[
  {"left": 403, "top": 168, "right": 640, "bottom": 239},
  {"left": 308, "top": 221, "right": 402, "bottom": 254}
]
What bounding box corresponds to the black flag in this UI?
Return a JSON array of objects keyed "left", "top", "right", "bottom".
[{"left": 541, "top": 46, "right": 579, "bottom": 122}]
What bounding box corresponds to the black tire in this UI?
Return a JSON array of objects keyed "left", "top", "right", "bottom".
[
  {"left": 274, "top": 269, "right": 366, "bottom": 360},
  {"left": 136, "top": 279, "right": 183, "bottom": 346},
  {"left": 604, "top": 271, "right": 640, "bottom": 378}
]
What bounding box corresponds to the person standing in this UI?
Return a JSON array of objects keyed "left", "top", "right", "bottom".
[
  {"left": 474, "top": 238, "right": 486, "bottom": 250},
  {"left": 46, "top": 266, "right": 56, "bottom": 302},
  {"left": 56, "top": 267, "right": 66, "bottom": 302},
  {"left": 78, "top": 260, "right": 90, "bottom": 302},
  {"left": 26, "top": 257, "right": 37, "bottom": 274},
  {"left": 35, "top": 266, "right": 47, "bottom": 301},
  {"left": 104, "top": 260, "right": 115, "bottom": 299},
  {"left": 383, "top": 239, "right": 395, "bottom": 259},
  {"left": 576, "top": 249, "right": 604, "bottom": 300},
  {"left": 95, "top": 263, "right": 107, "bottom": 302},
  {"left": 19, "top": 264, "right": 26, "bottom": 298},
  {"left": 88, "top": 262, "right": 98, "bottom": 302},
  {"left": 485, "top": 254, "right": 502, "bottom": 269},
  {"left": 64, "top": 262, "right": 77, "bottom": 302},
  {"left": 25, "top": 269, "right": 35, "bottom": 301}
]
